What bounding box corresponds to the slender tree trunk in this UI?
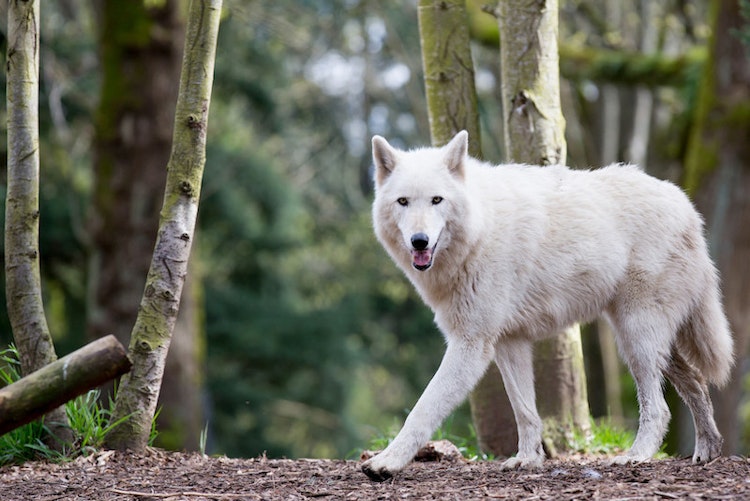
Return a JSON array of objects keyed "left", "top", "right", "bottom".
[
  {"left": 89, "top": 0, "right": 205, "bottom": 450},
  {"left": 417, "top": 0, "right": 518, "bottom": 457},
  {"left": 683, "top": 0, "right": 750, "bottom": 455},
  {"left": 5, "top": 0, "right": 73, "bottom": 447},
  {"left": 105, "top": 0, "right": 222, "bottom": 452},
  {"left": 496, "top": 0, "right": 591, "bottom": 451}
]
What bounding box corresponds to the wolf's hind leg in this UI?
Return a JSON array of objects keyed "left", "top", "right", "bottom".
[
  {"left": 608, "top": 312, "right": 672, "bottom": 464},
  {"left": 664, "top": 351, "right": 723, "bottom": 463},
  {"left": 494, "top": 337, "right": 545, "bottom": 470}
]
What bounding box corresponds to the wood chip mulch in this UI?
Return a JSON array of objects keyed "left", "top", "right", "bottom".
[{"left": 1, "top": 448, "right": 748, "bottom": 500}]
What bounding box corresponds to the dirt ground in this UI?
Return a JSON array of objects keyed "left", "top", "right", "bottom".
[{"left": 1, "top": 447, "right": 748, "bottom": 500}]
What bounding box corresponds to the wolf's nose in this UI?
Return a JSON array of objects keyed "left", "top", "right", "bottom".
[{"left": 411, "top": 233, "right": 429, "bottom": 250}]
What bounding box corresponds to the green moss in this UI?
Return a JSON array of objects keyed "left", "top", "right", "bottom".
[
  {"left": 683, "top": 1, "right": 720, "bottom": 196},
  {"left": 95, "top": 1, "right": 162, "bottom": 141}
]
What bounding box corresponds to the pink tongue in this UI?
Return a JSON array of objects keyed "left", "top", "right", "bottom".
[{"left": 411, "top": 249, "right": 432, "bottom": 267}]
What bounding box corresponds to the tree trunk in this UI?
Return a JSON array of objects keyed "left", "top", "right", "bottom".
[
  {"left": 496, "top": 0, "right": 591, "bottom": 451},
  {"left": 88, "top": 0, "right": 205, "bottom": 449},
  {"left": 683, "top": 0, "right": 750, "bottom": 455},
  {"left": 88, "top": 0, "right": 182, "bottom": 349},
  {"left": 417, "top": 0, "right": 481, "bottom": 154},
  {"left": 5, "top": 0, "right": 73, "bottom": 446},
  {"left": 0, "top": 336, "right": 131, "bottom": 436},
  {"left": 105, "top": 0, "right": 222, "bottom": 452},
  {"left": 417, "top": 0, "right": 519, "bottom": 457}
]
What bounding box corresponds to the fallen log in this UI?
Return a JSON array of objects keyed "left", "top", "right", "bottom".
[{"left": 0, "top": 335, "right": 132, "bottom": 436}]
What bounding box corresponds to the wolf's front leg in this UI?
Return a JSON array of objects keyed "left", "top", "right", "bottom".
[
  {"left": 361, "top": 340, "right": 493, "bottom": 481},
  {"left": 494, "top": 337, "right": 545, "bottom": 469}
]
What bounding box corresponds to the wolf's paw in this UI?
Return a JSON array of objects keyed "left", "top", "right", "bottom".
[
  {"left": 361, "top": 459, "right": 394, "bottom": 482},
  {"left": 692, "top": 438, "right": 722, "bottom": 464},
  {"left": 500, "top": 453, "right": 544, "bottom": 470},
  {"left": 361, "top": 452, "right": 407, "bottom": 482}
]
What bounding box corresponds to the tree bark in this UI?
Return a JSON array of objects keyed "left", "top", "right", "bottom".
[
  {"left": 88, "top": 0, "right": 182, "bottom": 350},
  {"left": 0, "top": 336, "right": 131, "bottom": 436},
  {"left": 496, "top": 0, "right": 591, "bottom": 450},
  {"left": 683, "top": 0, "right": 750, "bottom": 455},
  {"left": 418, "top": 0, "right": 481, "bottom": 154},
  {"left": 417, "top": 0, "right": 519, "bottom": 457},
  {"left": 5, "top": 0, "right": 73, "bottom": 446},
  {"left": 105, "top": 0, "right": 222, "bottom": 452},
  {"left": 89, "top": 0, "right": 205, "bottom": 451}
]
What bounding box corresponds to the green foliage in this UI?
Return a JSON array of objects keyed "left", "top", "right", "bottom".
[
  {"left": 0, "top": 346, "right": 155, "bottom": 465},
  {"left": 569, "top": 418, "right": 670, "bottom": 458},
  {"left": 569, "top": 419, "right": 634, "bottom": 456}
]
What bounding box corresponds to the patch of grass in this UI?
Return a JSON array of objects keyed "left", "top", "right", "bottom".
[
  {"left": 0, "top": 345, "right": 157, "bottom": 465},
  {"left": 569, "top": 418, "right": 636, "bottom": 455},
  {"left": 570, "top": 418, "right": 671, "bottom": 459},
  {"left": 0, "top": 346, "right": 65, "bottom": 464}
]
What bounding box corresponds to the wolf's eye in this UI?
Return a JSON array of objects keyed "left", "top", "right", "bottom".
[
  {"left": 432, "top": 196, "right": 443, "bottom": 205},
  {"left": 397, "top": 197, "right": 409, "bottom": 206}
]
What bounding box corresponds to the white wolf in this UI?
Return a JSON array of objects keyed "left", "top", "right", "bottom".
[{"left": 361, "top": 130, "right": 733, "bottom": 481}]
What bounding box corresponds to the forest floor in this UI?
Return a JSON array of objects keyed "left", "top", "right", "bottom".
[{"left": 1, "top": 447, "right": 749, "bottom": 500}]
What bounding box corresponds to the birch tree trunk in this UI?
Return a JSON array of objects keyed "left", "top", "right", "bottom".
[
  {"left": 683, "top": 0, "right": 750, "bottom": 455},
  {"left": 105, "top": 0, "right": 222, "bottom": 452},
  {"left": 418, "top": 0, "right": 519, "bottom": 457},
  {"left": 496, "top": 0, "right": 590, "bottom": 451},
  {"left": 5, "top": 0, "right": 73, "bottom": 446}
]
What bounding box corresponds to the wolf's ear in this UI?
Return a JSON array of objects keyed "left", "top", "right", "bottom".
[
  {"left": 443, "top": 130, "right": 468, "bottom": 179},
  {"left": 372, "top": 135, "right": 398, "bottom": 185}
]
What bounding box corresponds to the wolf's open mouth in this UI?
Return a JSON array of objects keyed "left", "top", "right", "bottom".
[{"left": 411, "top": 248, "right": 433, "bottom": 270}]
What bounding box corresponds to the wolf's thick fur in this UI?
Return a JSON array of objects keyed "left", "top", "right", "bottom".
[{"left": 362, "top": 131, "right": 734, "bottom": 481}]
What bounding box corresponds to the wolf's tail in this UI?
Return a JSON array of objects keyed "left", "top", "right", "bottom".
[{"left": 677, "top": 285, "right": 734, "bottom": 387}]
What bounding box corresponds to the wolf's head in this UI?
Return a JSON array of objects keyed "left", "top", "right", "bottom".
[{"left": 371, "top": 130, "right": 470, "bottom": 272}]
